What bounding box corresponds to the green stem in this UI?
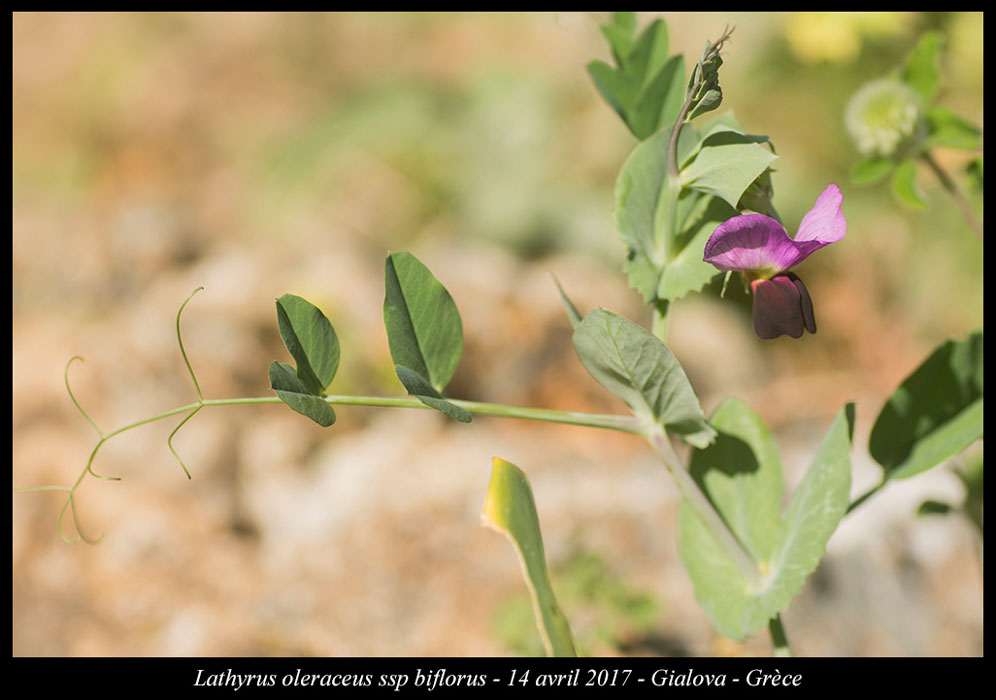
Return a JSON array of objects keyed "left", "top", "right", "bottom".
[
  {"left": 920, "top": 151, "right": 983, "bottom": 241},
  {"left": 99, "top": 395, "right": 646, "bottom": 437},
  {"left": 666, "top": 26, "right": 733, "bottom": 179},
  {"left": 648, "top": 430, "right": 762, "bottom": 589},
  {"left": 18, "top": 391, "right": 644, "bottom": 542},
  {"left": 769, "top": 614, "right": 792, "bottom": 657},
  {"left": 658, "top": 27, "right": 732, "bottom": 341},
  {"left": 446, "top": 399, "right": 643, "bottom": 433},
  {"left": 846, "top": 478, "right": 886, "bottom": 515},
  {"left": 651, "top": 300, "right": 670, "bottom": 342},
  {"left": 667, "top": 72, "right": 698, "bottom": 178}
]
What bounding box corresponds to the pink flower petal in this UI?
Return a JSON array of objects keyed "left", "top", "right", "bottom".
[
  {"left": 795, "top": 184, "right": 846, "bottom": 245},
  {"left": 703, "top": 213, "right": 823, "bottom": 274},
  {"left": 703, "top": 184, "right": 846, "bottom": 276}
]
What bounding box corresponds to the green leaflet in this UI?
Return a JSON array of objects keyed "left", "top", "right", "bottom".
[
  {"left": 275, "top": 293, "right": 340, "bottom": 396},
  {"left": 383, "top": 251, "right": 463, "bottom": 393},
  {"left": 850, "top": 157, "right": 896, "bottom": 185},
  {"left": 615, "top": 129, "right": 671, "bottom": 269},
  {"left": 587, "top": 60, "right": 639, "bottom": 127},
  {"left": 587, "top": 16, "right": 685, "bottom": 141},
  {"left": 870, "top": 332, "right": 984, "bottom": 480},
  {"left": 551, "top": 274, "right": 582, "bottom": 330},
  {"left": 888, "top": 400, "right": 983, "bottom": 480},
  {"left": 270, "top": 295, "right": 340, "bottom": 426},
  {"left": 688, "top": 400, "right": 784, "bottom": 564},
  {"left": 625, "top": 17, "right": 670, "bottom": 86},
  {"left": 572, "top": 308, "right": 715, "bottom": 447},
  {"left": 599, "top": 12, "right": 637, "bottom": 65},
  {"left": 614, "top": 125, "right": 714, "bottom": 303},
  {"left": 395, "top": 364, "right": 471, "bottom": 424},
  {"left": 679, "top": 129, "right": 778, "bottom": 210},
  {"left": 657, "top": 190, "right": 737, "bottom": 302},
  {"left": 628, "top": 56, "right": 686, "bottom": 141},
  {"left": 679, "top": 401, "right": 853, "bottom": 640},
  {"left": 924, "top": 106, "right": 983, "bottom": 151},
  {"left": 614, "top": 114, "right": 772, "bottom": 304},
  {"left": 901, "top": 31, "right": 944, "bottom": 104},
  {"left": 383, "top": 251, "right": 468, "bottom": 422},
  {"left": 482, "top": 457, "right": 577, "bottom": 657},
  {"left": 269, "top": 361, "right": 336, "bottom": 427},
  {"left": 677, "top": 112, "right": 757, "bottom": 169},
  {"left": 891, "top": 160, "right": 928, "bottom": 209}
]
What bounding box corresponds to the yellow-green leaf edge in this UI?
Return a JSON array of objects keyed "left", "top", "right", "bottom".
[{"left": 481, "top": 457, "right": 577, "bottom": 657}]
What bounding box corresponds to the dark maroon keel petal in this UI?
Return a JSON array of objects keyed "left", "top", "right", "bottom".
[
  {"left": 786, "top": 271, "right": 817, "bottom": 334},
  {"left": 751, "top": 276, "right": 805, "bottom": 340}
]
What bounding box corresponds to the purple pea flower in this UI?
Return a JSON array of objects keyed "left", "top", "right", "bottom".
[{"left": 703, "top": 184, "right": 846, "bottom": 340}]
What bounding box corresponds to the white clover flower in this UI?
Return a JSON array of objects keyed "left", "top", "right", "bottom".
[{"left": 845, "top": 79, "right": 925, "bottom": 157}]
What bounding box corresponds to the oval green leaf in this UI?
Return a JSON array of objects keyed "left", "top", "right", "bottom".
[
  {"left": 572, "top": 308, "right": 715, "bottom": 447},
  {"left": 688, "top": 399, "right": 784, "bottom": 563},
  {"left": 870, "top": 332, "right": 983, "bottom": 479},
  {"left": 850, "top": 157, "right": 896, "bottom": 185},
  {"left": 383, "top": 252, "right": 463, "bottom": 394},
  {"left": 678, "top": 399, "right": 783, "bottom": 639},
  {"left": 902, "top": 31, "right": 943, "bottom": 103},
  {"left": 891, "top": 159, "right": 928, "bottom": 209},
  {"left": 763, "top": 404, "right": 853, "bottom": 622},
  {"left": 679, "top": 130, "right": 778, "bottom": 210},
  {"left": 599, "top": 12, "right": 637, "bottom": 66},
  {"left": 615, "top": 129, "right": 671, "bottom": 301},
  {"left": 275, "top": 294, "right": 340, "bottom": 396},
  {"left": 587, "top": 60, "right": 638, "bottom": 128},
  {"left": 268, "top": 361, "right": 336, "bottom": 427},
  {"left": 680, "top": 404, "right": 853, "bottom": 640},
  {"left": 657, "top": 190, "right": 734, "bottom": 302},
  {"left": 395, "top": 364, "right": 471, "bottom": 423},
  {"left": 630, "top": 55, "right": 685, "bottom": 140}
]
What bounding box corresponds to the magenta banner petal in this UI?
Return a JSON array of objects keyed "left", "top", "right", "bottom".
[
  {"left": 795, "top": 184, "right": 846, "bottom": 244},
  {"left": 703, "top": 213, "right": 823, "bottom": 274}
]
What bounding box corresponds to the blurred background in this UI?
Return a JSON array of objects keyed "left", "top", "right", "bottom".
[{"left": 13, "top": 12, "right": 982, "bottom": 656}]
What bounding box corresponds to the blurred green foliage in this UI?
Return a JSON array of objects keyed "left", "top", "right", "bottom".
[
  {"left": 492, "top": 547, "right": 659, "bottom": 656},
  {"left": 917, "top": 448, "right": 982, "bottom": 535},
  {"left": 14, "top": 12, "right": 983, "bottom": 339}
]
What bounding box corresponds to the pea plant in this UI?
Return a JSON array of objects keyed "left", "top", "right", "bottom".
[{"left": 18, "top": 13, "right": 982, "bottom": 657}]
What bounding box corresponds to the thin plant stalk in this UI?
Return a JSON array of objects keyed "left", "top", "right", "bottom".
[
  {"left": 769, "top": 614, "right": 792, "bottom": 657},
  {"left": 920, "top": 151, "right": 983, "bottom": 241}
]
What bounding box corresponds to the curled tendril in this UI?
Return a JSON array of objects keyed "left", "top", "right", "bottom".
[
  {"left": 65, "top": 356, "right": 119, "bottom": 481},
  {"left": 177, "top": 286, "right": 205, "bottom": 402},
  {"left": 23, "top": 288, "right": 213, "bottom": 542},
  {"left": 64, "top": 356, "right": 102, "bottom": 437},
  {"left": 84, "top": 442, "right": 120, "bottom": 482},
  {"left": 166, "top": 287, "right": 207, "bottom": 479},
  {"left": 167, "top": 405, "right": 202, "bottom": 480},
  {"left": 59, "top": 491, "right": 104, "bottom": 544}
]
